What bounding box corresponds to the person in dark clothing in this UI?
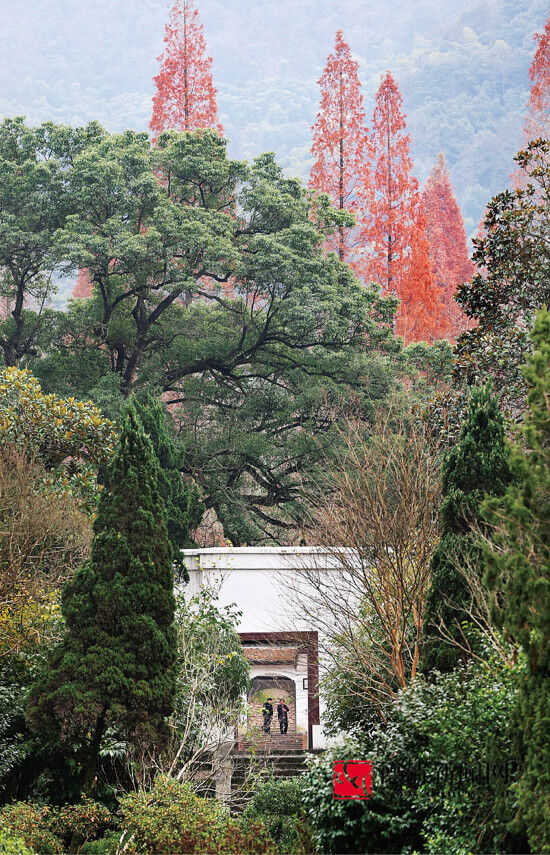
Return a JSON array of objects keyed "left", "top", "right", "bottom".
[
  {"left": 262, "top": 698, "right": 273, "bottom": 733},
  {"left": 277, "top": 697, "right": 289, "bottom": 734}
]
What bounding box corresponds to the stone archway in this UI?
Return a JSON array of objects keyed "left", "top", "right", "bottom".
[{"left": 248, "top": 676, "right": 296, "bottom": 733}]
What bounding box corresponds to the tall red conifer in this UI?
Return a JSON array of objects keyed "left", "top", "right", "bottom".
[
  {"left": 309, "top": 30, "right": 369, "bottom": 281},
  {"left": 526, "top": 13, "right": 550, "bottom": 142},
  {"left": 150, "top": 0, "right": 223, "bottom": 139},
  {"left": 364, "top": 71, "right": 418, "bottom": 299},
  {"left": 396, "top": 210, "right": 446, "bottom": 344},
  {"left": 512, "top": 13, "right": 550, "bottom": 188},
  {"left": 421, "top": 154, "right": 474, "bottom": 340}
]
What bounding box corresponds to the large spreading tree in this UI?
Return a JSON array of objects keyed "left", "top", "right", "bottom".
[
  {"left": 309, "top": 29, "right": 369, "bottom": 281},
  {"left": 27, "top": 404, "right": 176, "bottom": 796},
  {"left": 35, "top": 126, "right": 399, "bottom": 543}
]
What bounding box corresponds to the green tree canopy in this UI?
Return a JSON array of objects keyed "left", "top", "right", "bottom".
[
  {"left": 422, "top": 384, "right": 512, "bottom": 673},
  {"left": 454, "top": 139, "right": 550, "bottom": 416},
  {"left": 483, "top": 310, "right": 550, "bottom": 852},
  {"left": 27, "top": 404, "right": 176, "bottom": 796},
  {"left": 0, "top": 118, "right": 105, "bottom": 366},
  {"left": 32, "top": 125, "right": 399, "bottom": 541}
]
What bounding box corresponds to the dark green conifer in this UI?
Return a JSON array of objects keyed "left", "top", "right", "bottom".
[
  {"left": 422, "top": 384, "right": 512, "bottom": 673},
  {"left": 134, "top": 395, "right": 203, "bottom": 579},
  {"left": 27, "top": 404, "right": 176, "bottom": 795},
  {"left": 483, "top": 310, "right": 550, "bottom": 853}
]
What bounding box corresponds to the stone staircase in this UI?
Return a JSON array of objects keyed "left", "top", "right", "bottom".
[{"left": 230, "top": 733, "right": 309, "bottom": 810}]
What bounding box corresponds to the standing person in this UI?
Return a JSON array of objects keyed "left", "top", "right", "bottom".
[
  {"left": 262, "top": 697, "right": 273, "bottom": 733},
  {"left": 277, "top": 697, "right": 289, "bottom": 734}
]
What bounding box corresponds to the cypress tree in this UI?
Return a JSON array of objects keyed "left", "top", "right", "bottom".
[
  {"left": 134, "top": 395, "right": 204, "bottom": 579},
  {"left": 27, "top": 404, "right": 176, "bottom": 795},
  {"left": 422, "top": 385, "right": 512, "bottom": 673},
  {"left": 483, "top": 311, "right": 550, "bottom": 852}
]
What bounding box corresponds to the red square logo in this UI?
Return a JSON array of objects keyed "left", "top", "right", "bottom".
[{"left": 333, "top": 761, "right": 373, "bottom": 800}]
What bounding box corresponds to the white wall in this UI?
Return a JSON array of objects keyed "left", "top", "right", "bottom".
[
  {"left": 181, "top": 547, "right": 351, "bottom": 748},
  {"left": 183, "top": 546, "right": 345, "bottom": 634}
]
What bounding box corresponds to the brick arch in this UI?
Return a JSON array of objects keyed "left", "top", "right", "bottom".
[{"left": 249, "top": 675, "right": 296, "bottom": 733}]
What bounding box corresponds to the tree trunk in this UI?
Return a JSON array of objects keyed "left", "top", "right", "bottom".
[{"left": 68, "top": 714, "right": 106, "bottom": 853}]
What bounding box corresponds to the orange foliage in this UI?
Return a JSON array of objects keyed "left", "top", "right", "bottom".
[
  {"left": 421, "top": 154, "right": 474, "bottom": 341},
  {"left": 150, "top": 0, "right": 223, "bottom": 140},
  {"left": 309, "top": 30, "right": 370, "bottom": 281},
  {"left": 526, "top": 12, "right": 550, "bottom": 142},
  {"left": 396, "top": 209, "right": 446, "bottom": 344},
  {"left": 513, "top": 12, "right": 550, "bottom": 188}
]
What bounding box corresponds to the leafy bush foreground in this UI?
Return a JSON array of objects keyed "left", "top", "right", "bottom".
[
  {"left": 302, "top": 660, "right": 527, "bottom": 855},
  {"left": 0, "top": 779, "right": 281, "bottom": 855}
]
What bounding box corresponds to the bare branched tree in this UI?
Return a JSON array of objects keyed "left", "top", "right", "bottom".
[
  {"left": 288, "top": 412, "right": 441, "bottom": 720},
  {"left": 427, "top": 530, "right": 517, "bottom": 668}
]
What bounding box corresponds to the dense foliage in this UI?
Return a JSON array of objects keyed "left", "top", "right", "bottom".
[
  {"left": 27, "top": 405, "right": 176, "bottom": 796},
  {"left": 422, "top": 385, "right": 512, "bottom": 673},
  {"left": 0, "top": 368, "right": 116, "bottom": 511},
  {"left": 455, "top": 139, "right": 550, "bottom": 416},
  {"left": 117, "top": 776, "right": 274, "bottom": 854},
  {"left": 0, "top": 450, "right": 90, "bottom": 659},
  {"left": 0, "top": 799, "right": 114, "bottom": 854},
  {"left": 243, "top": 777, "right": 315, "bottom": 854},
  {"left": 303, "top": 660, "right": 525, "bottom": 855},
  {"left": 483, "top": 311, "right": 550, "bottom": 853},
  {"left": 133, "top": 395, "right": 203, "bottom": 576}
]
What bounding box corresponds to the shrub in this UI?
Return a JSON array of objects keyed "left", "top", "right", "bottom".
[
  {"left": 0, "top": 802, "right": 62, "bottom": 854},
  {"left": 0, "top": 831, "right": 32, "bottom": 855},
  {"left": 243, "top": 778, "right": 315, "bottom": 855},
  {"left": 302, "top": 661, "right": 526, "bottom": 854},
  {"left": 0, "top": 799, "right": 113, "bottom": 854},
  {"left": 245, "top": 776, "right": 303, "bottom": 817},
  {"left": 117, "top": 776, "right": 274, "bottom": 854},
  {"left": 243, "top": 777, "right": 315, "bottom": 853},
  {"left": 47, "top": 799, "right": 114, "bottom": 849},
  {"left": 80, "top": 832, "right": 120, "bottom": 855}
]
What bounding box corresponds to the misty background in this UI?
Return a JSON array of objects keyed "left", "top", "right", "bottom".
[{"left": 0, "top": 0, "right": 545, "bottom": 242}]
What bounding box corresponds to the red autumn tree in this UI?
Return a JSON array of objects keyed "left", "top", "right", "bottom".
[
  {"left": 526, "top": 12, "right": 550, "bottom": 142},
  {"left": 421, "top": 153, "right": 474, "bottom": 340},
  {"left": 150, "top": 0, "right": 223, "bottom": 140},
  {"left": 364, "top": 71, "right": 418, "bottom": 299},
  {"left": 396, "top": 209, "right": 446, "bottom": 344},
  {"left": 309, "top": 29, "right": 370, "bottom": 281},
  {"left": 512, "top": 13, "right": 550, "bottom": 188},
  {"left": 72, "top": 268, "right": 93, "bottom": 300}
]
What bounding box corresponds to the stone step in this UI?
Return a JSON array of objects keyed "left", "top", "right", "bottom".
[
  {"left": 233, "top": 745, "right": 306, "bottom": 757},
  {"left": 236, "top": 737, "right": 306, "bottom": 753},
  {"left": 232, "top": 758, "right": 307, "bottom": 771}
]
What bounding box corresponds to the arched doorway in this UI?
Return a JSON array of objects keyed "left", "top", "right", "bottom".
[{"left": 248, "top": 676, "right": 296, "bottom": 733}]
